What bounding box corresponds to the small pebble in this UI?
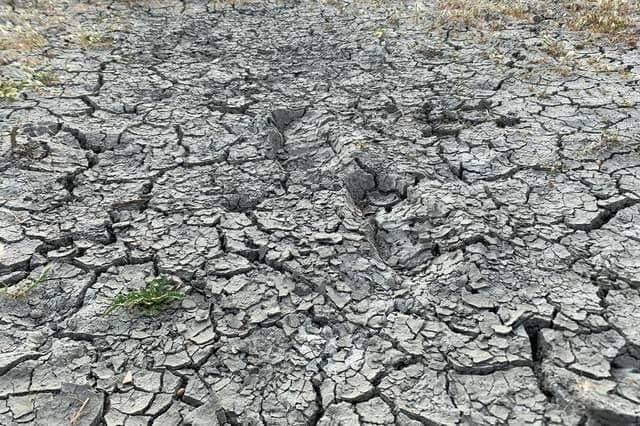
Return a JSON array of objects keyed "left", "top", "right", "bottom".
[
  {"left": 492, "top": 325, "right": 513, "bottom": 335},
  {"left": 29, "top": 309, "right": 44, "bottom": 319},
  {"left": 181, "top": 299, "right": 197, "bottom": 310}
]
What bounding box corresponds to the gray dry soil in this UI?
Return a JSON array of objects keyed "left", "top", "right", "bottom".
[{"left": 1, "top": 0, "right": 640, "bottom": 425}]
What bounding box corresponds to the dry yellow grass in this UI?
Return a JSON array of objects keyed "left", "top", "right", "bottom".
[
  {"left": 542, "top": 36, "right": 569, "bottom": 57},
  {"left": 436, "top": 0, "right": 637, "bottom": 42},
  {"left": 0, "top": 23, "right": 46, "bottom": 52},
  {"left": 568, "top": 0, "right": 635, "bottom": 35},
  {"left": 437, "top": 0, "right": 530, "bottom": 27},
  {"left": 0, "top": 1, "right": 61, "bottom": 54},
  {"left": 0, "top": 1, "right": 128, "bottom": 100},
  {"left": 0, "top": 266, "right": 52, "bottom": 299},
  {"left": 77, "top": 30, "right": 115, "bottom": 49}
]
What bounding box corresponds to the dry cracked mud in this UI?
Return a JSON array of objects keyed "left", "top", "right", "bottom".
[{"left": 1, "top": 0, "right": 640, "bottom": 424}]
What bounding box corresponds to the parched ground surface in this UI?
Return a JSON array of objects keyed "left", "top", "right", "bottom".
[{"left": 1, "top": 0, "right": 640, "bottom": 424}]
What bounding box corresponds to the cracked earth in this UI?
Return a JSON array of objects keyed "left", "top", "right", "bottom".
[{"left": 1, "top": 0, "right": 640, "bottom": 424}]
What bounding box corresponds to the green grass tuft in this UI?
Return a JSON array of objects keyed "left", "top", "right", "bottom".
[
  {"left": 0, "top": 79, "right": 22, "bottom": 101},
  {"left": 0, "top": 65, "right": 57, "bottom": 101},
  {"left": 105, "top": 275, "right": 186, "bottom": 315}
]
